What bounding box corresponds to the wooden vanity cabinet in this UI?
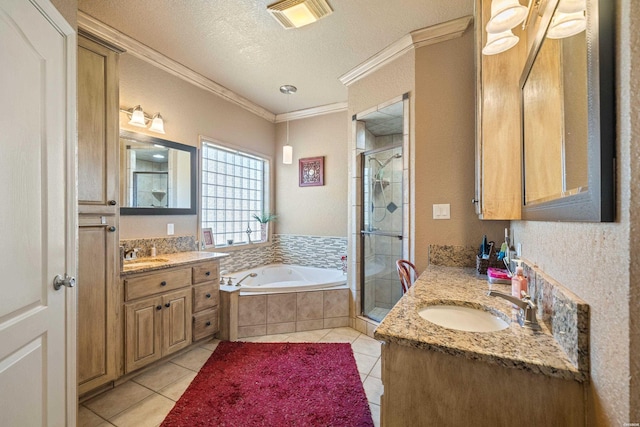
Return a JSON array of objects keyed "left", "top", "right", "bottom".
[
  {"left": 77, "top": 35, "right": 123, "bottom": 395},
  {"left": 192, "top": 261, "right": 221, "bottom": 341},
  {"left": 123, "top": 268, "right": 192, "bottom": 374}
]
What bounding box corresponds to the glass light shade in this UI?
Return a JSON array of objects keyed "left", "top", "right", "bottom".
[
  {"left": 486, "top": 0, "right": 528, "bottom": 33},
  {"left": 283, "top": 144, "right": 293, "bottom": 164},
  {"left": 281, "top": 3, "right": 317, "bottom": 28},
  {"left": 149, "top": 113, "right": 165, "bottom": 134},
  {"left": 482, "top": 30, "right": 520, "bottom": 55},
  {"left": 128, "top": 105, "right": 147, "bottom": 127},
  {"left": 547, "top": 11, "right": 586, "bottom": 39},
  {"left": 557, "top": 0, "right": 586, "bottom": 13}
]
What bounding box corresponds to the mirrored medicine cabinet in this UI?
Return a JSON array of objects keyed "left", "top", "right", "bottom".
[
  {"left": 119, "top": 130, "right": 197, "bottom": 215},
  {"left": 520, "top": 0, "right": 615, "bottom": 222}
]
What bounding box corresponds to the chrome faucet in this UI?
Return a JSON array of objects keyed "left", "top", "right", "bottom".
[
  {"left": 236, "top": 273, "right": 257, "bottom": 286},
  {"left": 124, "top": 248, "right": 140, "bottom": 260},
  {"left": 487, "top": 290, "right": 540, "bottom": 330}
]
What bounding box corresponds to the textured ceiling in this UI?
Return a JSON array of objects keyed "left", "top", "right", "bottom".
[{"left": 78, "top": 0, "right": 473, "bottom": 115}]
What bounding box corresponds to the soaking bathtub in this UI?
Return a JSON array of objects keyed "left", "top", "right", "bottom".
[
  {"left": 229, "top": 263, "right": 347, "bottom": 294},
  {"left": 219, "top": 264, "right": 350, "bottom": 339}
]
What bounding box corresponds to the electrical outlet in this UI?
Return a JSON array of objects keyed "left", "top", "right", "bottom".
[
  {"left": 516, "top": 243, "right": 522, "bottom": 257},
  {"left": 432, "top": 204, "right": 451, "bottom": 219},
  {"left": 167, "top": 223, "right": 174, "bottom": 235}
]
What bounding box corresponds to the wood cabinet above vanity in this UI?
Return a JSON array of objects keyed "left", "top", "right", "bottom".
[
  {"left": 475, "top": 0, "right": 615, "bottom": 222},
  {"left": 474, "top": 0, "right": 527, "bottom": 220}
]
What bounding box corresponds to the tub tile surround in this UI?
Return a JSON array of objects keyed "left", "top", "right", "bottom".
[
  {"left": 119, "top": 234, "right": 347, "bottom": 274},
  {"left": 234, "top": 289, "right": 350, "bottom": 338},
  {"left": 374, "top": 265, "right": 589, "bottom": 382},
  {"left": 274, "top": 234, "right": 347, "bottom": 269}
]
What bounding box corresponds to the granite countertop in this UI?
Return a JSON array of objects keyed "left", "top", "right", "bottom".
[
  {"left": 121, "top": 251, "right": 228, "bottom": 276},
  {"left": 374, "top": 265, "right": 586, "bottom": 382}
]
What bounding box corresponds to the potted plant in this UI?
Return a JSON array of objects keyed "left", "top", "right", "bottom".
[{"left": 252, "top": 212, "right": 277, "bottom": 241}]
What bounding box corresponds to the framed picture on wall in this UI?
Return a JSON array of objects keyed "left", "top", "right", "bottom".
[
  {"left": 202, "top": 228, "right": 215, "bottom": 248},
  {"left": 299, "top": 156, "right": 324, "bottom": 187}
]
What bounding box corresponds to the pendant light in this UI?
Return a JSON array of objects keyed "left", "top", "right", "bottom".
[{"left": 280, "top": 84, "right": 297, "bottom": 165}]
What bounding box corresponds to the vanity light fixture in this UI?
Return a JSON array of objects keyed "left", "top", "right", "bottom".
[
  {"left": 486, "top": 0, "right": 529, "bottom": 33},
  {"left": 267, "top": 0, "right": 333, "bottom": 29},
  {"left": 482, "top": 0, "right": 587, "bottom": 55},
  {"left": 120, "top": 105, "right": 166, "bottom": 134},
  {"left": 280, "top": 84, "right": 297, "bottom": 165},
  {"left": 482, "top": 29, "right": 520, "bottom": 55},
  {"left": 149, "top": 113, "right": 166, "bottom": 134}
]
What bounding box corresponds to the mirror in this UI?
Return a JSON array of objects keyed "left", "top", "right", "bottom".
[
  {"left": 120, "top": 130, "right": 197, "bottom": 215},
  {"left": 520, "top": 0, "right": 614, "bottom": 221}
]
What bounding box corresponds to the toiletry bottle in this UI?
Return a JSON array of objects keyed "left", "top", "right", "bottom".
[
  {"left": 511, "top": 263, "right": 528, "bottom": 300},
  {"left": 151, "top": 244, "right": 156, "bottom": 257}
]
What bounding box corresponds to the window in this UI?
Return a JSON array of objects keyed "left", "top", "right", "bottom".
[{"left": 201, "top": 140, "right": 270, "bottom": 246}]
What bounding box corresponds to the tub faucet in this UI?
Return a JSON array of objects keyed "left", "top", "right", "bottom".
[
  {"left": 487, "top": 290, "right": 540, "bottom": 330},
  {"left": 236, "top": 273, "right": 258, "bottom": 286}
]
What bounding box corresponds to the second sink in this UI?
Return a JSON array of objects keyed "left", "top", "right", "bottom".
[{"left": 418, "top": 304, "right": 509, "bottom": 333}]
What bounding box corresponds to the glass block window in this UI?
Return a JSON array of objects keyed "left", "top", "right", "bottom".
[{"left": 201, "top": 141, "right": 270, "bottom": 246}]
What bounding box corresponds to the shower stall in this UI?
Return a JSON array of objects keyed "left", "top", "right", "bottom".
[{"left": 361, "top": 144, "right": 403, "bottom": 322}]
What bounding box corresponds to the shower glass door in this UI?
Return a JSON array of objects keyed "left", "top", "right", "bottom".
[{"left": 361, "top": 145, "right": 403, "bottom": 322}]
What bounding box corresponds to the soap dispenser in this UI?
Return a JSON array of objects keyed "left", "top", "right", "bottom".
[{"left": 511, "top": 260, "right": 528, "bottom": 300}]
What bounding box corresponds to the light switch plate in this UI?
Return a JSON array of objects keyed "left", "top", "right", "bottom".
[
  {"left": 433, "top": 204, "right": 451, "bottom": 219},
  {"left": 167, "top": 223, "right": 174, "bottom": 235}
]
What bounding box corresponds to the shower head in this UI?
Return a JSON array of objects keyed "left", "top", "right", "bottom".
[
  {"left": 379, "top": 153, "right": 402, "bottom": 168},
  {"left": 368, "top": 157, "right": 384, "bottom": 167}
]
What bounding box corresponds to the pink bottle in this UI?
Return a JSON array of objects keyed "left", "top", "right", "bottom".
[{"left": 511, "top": 265, "right": 528, "bottom": 299}]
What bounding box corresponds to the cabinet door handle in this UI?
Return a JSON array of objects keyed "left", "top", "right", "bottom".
[
  {"left": 165, "top": 303, "right": 170, "bottom": 308},
  {"left": 205, "top": 271, "right": 211, "bottom": 276},
  {"left": 205, "top": 293, "right": 211, "bottom": 298},
  {"left": 108, "top": 200, "right": 117, "bottom": 206},
  {"left": 205, "top": 321, "right": 211, "bottom": 327},
  {"left": 107, "top": 226, "right": 116, "bottom": 232},
  {"left": 156, "top": 305, "right": 162, "bottom": 310},
  {"left": 160, "top": 281, "right": 167, "bottom": 286}
]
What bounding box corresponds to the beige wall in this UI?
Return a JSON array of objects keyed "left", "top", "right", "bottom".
[
  {"left": 274, "top": 112, "right": 349, "bottom": 237},
  {"left": 413, "top": 30, "right": 508, "bottom": 272},
  {"left": 511, "top": 0, "right": 639, "bottom": 424},
  {"left": 51, "top": 0, "right": 76, "bottom": 28},
  {"left": 117, "top": 54, "right": 275, "bottom": 239}
]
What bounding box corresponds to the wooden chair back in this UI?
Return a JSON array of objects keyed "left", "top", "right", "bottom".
[{"left": 396, "top": 259, "right": 417, "bottom": 294}]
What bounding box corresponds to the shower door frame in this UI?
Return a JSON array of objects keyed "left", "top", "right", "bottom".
[{"left": 360, "top": 144, "right": 404, "bottom": 322}]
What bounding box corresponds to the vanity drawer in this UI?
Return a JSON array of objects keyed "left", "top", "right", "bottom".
[
  {"left": 124, "top": 268, "right": 191, "bottom": 301},
  {"left": 192, "top": 261, "right": 219, "bottom": 284},
  {"left": 193, "top": 283, "right": 219, "bottom": 312},
  {"left": 193, "top": 307, "right": 219, "bottom": 341}
]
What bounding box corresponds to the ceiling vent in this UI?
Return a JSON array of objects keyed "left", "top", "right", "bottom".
[{"left": 267, "top": 0, "right": 333, "bottom": 29}]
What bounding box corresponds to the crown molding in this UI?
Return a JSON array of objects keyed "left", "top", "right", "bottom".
[
  {"left": 275, "top": 102, "right": 348, "bottom": 123},
  {"left": 78, "top": 11, "right": 276, "bottom": 122},
  {"left": 339, "top": 15, "right": 473, "bottom": 87}
]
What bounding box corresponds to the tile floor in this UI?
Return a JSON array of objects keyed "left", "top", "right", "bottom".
[{"left": 78, "top": 327, "right": 383, "bottom": 427}]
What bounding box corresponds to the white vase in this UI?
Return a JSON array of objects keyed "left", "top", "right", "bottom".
[{"left": 260, "top": 223, "right": 268, "bottom": 241}]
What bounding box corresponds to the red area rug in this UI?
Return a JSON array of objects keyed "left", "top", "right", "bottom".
[{"left": 161, "top": 341, "right": 374, "bottom": 426}]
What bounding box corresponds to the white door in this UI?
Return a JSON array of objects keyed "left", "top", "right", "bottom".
[{"left": 0, "top": 1, "right": 76, "bottom": 426}]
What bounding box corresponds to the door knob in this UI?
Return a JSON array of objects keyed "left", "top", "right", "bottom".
[
  {"left": 107, "top": 226, "right": 116, "bottom": 232},
  {"left": 53, "top": 274, "right": 76, "bottom": 290},
  {"left": 108, "top": 200, "right": 117, "bottom": 206}
]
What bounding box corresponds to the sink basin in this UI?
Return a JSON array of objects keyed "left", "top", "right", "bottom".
[
  {"left": 418, "top": 304, "right": 509, "bottom": 332},
  {"left": 123, "top": 258, "right": 170, "bottom": 270}
]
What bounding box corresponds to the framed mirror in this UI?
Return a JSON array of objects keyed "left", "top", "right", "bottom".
[
  {"left": 520, "top": 0, "right": 615, "bottom": 221},
  {"left": 120, "top": 130, "right": 197, "bottom": 215}
]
